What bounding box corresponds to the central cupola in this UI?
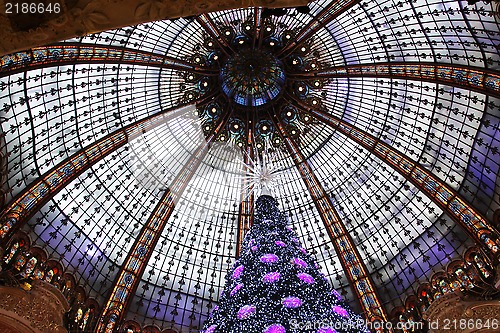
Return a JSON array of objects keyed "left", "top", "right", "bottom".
[{"left": 220, "top": 49, "right": 285, "bottom": 107}]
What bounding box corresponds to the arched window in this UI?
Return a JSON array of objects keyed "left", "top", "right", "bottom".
[
  {"left": 20, "top": 256, "right": 37, "bottom": 278},
  {"left": 33, "top": 265, "right": 45, "bottom": 280},
  {"left": 62, "top": 277, "right": 74, "bottom": 298},
  {"left": 430, "top": 273, "right": 453, "bottom": 300},
  {"left": 418, "top": 288, "right": 432, "bottom": 312},
  {"left": 404, "top": 298, "right": 421, "bottom": 325},
  {"left": 104, "top": 314, "right": 117, "bottom": 333},
  {"left": 473, "top": 254, "right": 493, "bottom": 280},
  {"left": 81, "top": 308, "right": 90, "bottom": 330},
  {"left": 397, "top": 313, "right": 410, "bottom": 333},
  {"left": 479, "top": 232, "right": 499, "bottom": 254},
  {"left": 453, "top": 267, "right": 474, "bottom": 289},
  {"left": 75, "top": 308, "right": 83, "bottom": 322},
  {"left": 122, "top": 320, "right": 141, "bottom": 333},
  {"left": 438, "top": 278, "right": 450, "bottom": 294},
  {"left": 13, "top": 252, "right": 27, "bottom": 270},
  {"left": 45, "top": 268, "right": 55, "bottom": 282},
  {"left": 3, "top": 241, "right": 19, "bottom": 264}
]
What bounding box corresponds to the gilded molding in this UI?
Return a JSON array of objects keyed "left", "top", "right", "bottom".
[
  {"left": 423, "top": 292, "right": 500, "bottom": 333},
  {"left": 0, "top": 280, "right": 70, "bottom": 333}
]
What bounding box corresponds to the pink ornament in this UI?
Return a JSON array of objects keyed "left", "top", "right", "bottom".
[
  {"left": 275, "top": 240, "right": 286, "bottom": 247},
  {"left": 237, "top": 305, "right": 256, "bottom": 319},
  {"left": 293, "top": 257, "right": 307, "bottom": 268},
  {"left": 332, "top": 305, "right": 349, "bottom": 318},
  {"left": 317, "top": 328, "right": 337, "bottom": 333},
  {"left": 233, "top": 265, "right": 244, "bottom": 279},
  {"left": 230, "top": 283, "right": 244, "bottom": 296},
  {"left": 251, "top": 245, "right": 259, "bottom": 251},
  {"left": 260, "top": 254, "right": 279, "bottom": 263},
  {"left": 282, "top": 296, "right": 302, "bottom": 308},
  {"left": 331, "top": 289, "right": 343, "bottom": 300},
  {"left": 264, "top": 324, "right": 286, "bottom": 333},
  {"left": 262, "top": 271, "right": 281, "bottom": 283},
  {"left": 299, "top": 247, "right": 308, "bottom": 255},
  {"left": 205, "top": 325, "right": 217, "bottom": 333},
  {"left": 209, "top": 305, "right": 218, "bottom": 317},
  {"left": 297, "top": 272, "right": 315, "bottom": 284}
]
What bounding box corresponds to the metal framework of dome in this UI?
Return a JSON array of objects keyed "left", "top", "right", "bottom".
[{"left": 0, "top": 0, "right": 499, "bottom": 332}]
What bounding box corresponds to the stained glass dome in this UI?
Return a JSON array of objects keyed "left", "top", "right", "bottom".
[
  {"left": 0, "top": 0, "right": 499, "bottom": 332},
  {"left": 220, "top": 50, "right": 285, "bottom": 107}
]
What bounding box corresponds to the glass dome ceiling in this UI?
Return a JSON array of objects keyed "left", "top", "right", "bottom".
[{"left": 0, "top": 0, "right": 499, "bottom": 332}]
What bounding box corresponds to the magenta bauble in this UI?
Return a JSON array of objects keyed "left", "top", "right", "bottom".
[
  {"left": 260, "top": 253, "right": 279, "bottom": 263},
  {"left": 332, "top": 305, "right": 349, "bottom": 317},
  {"left": 233, "top": 265, "right": 244, "bottom": 279},
  {"left": 331, "top": 289, "right": 343, "bottom": 300},
  {"left": 264, "top": 324, "right": 286, "bottom": 333},
  {"left": 204, "top": 325, "right": 217, "bottom": 333},
  {"left": 209, "top": 305, "right": 218, "bottom": 317},
  {"left": 282, "top": 296, "right": 302, "bottom": 308},
  {"left": 230, "top": 283, "right": 244, "bottom": 296},
  {"left": 275, "top": 240, "right": 286, "bottom": 247},
  {"left": 262, "top": 271, "right": 281, "bottom": 283},
  {"left": 293, "top": 257, "right": 307, "bottom": 268},
  {"left": 297, "top": 272, "right": 315, "bottom": 284},
  {"left": 237, "top": 305, "right": 256, "bottom": 319}
]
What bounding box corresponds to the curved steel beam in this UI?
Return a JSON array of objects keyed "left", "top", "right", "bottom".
[
  {"left": 277, "top": 0, "right": 361, "bottom": 58},
  {"left": 236, "top": 121, "right": 255, "bottom": 257},
  {"left": 196, "top": 14, "right": 235, "bottom": 56},
  {"left": 288, "top": 62, "right": 500, "bottom": 98},
  {"left": 0, "top": 93, "right": 218, "bottom": 245},
  {"left": 253, "top": 7, "right": 261, "bottom": 50},
  {"left": 95, "top": 103, "right": 231, "bottom": 333},
  {"left": 0, "top": 43, "right": 218, "bottom": 77},
  {"left": 268, "top": 110, "right": 389, "bottom": 324},
  {"left": 290, "top": 95, "right": 500, "bottom": 258}
]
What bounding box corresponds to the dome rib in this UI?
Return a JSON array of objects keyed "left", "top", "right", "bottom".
[
  {"left": 0, "top": 44, "right": 218, "bottom": 78},
  {"left": 288, "top": 95, "right": 499, "bottom": 257},
  {"left": 277, "top": 0, "right": 361, "bottom": 58},
  {"left": 235, "top": 121, "right": 255, "bottom": 257},
  {"left": 268, "top": 107, "right": 388, "bottom": 322},
  {"left": 97, "top": 106, "right": 232, "bottom": 331},
  {"left": 196, "top": 14, "right": 236, "bottom": 56},
  {"left": 288, "top": 62, "right": 500, "bottom": 98}
]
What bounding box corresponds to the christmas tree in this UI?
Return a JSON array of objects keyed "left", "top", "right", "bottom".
[{"left": 201, "top": 195, "right": 368, "bottom": 333}]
